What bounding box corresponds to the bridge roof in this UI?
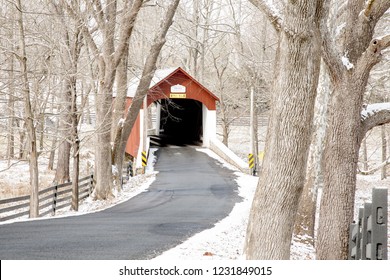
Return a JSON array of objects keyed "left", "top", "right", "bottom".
[
  {"left": 121, "top": 67, "right": 219, "bottom": 110},
  {"left": 125, "top": 67, "right": 177, "bottom": 98},
  {"left": 147, "top": 67, "right": 219, "bottom": 110}
]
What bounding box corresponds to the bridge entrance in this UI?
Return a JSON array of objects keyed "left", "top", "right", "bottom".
[{"left": 158, "top": 99, "right": 203, "bottom": 146}]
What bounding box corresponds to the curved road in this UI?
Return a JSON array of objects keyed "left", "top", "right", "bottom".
[{"left": 0, "top": 146, "right": 240, "bottom": 259}]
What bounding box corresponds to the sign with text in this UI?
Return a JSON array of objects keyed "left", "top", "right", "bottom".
[
  {"left": 171, "top": 84, "right": 186, "bottom": 93},
  {"left": 169, "top": 93, "right": 186, "bottom": 98}
]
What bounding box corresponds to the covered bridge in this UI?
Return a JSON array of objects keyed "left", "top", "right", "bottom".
[{"left": 124, "top": 67, "right": 220, "bottom": 166}]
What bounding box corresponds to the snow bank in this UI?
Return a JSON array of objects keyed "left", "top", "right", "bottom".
[{"left": 209, "top": 139, "right": 249, "bottom": 174}]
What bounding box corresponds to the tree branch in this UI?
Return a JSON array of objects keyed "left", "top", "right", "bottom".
[
  {"left": 356, "top": 34, "right": 390, "bottom": 80},
  {"left": 358, "top": 156, "right": 390, "bottom": 175},
  {"left": 113, "top": 0, "right": 144, "bottom": 68},
  {"left": 248, "top": 0, "right": 283, "bottom": 32},
  {"left": 361, "top": 103, "right": 390, "bottom": 136},
  {"left": 319, "top": 0, "right": 343, "bottom": 83},
  {"left": 363, "top": 0, "right": 376, "bottom": 18},
  {"left": 90, "top": 0, "right": 106, "bottom": 30},
  {"left": 361, "top": 0, "right": 390, "bottom": 21},
  {"left": 60, "top": 0, "right": 100, "bottom": 58},
  {"left": 357, "top": 0, "right": 390, "bottom": 41}
]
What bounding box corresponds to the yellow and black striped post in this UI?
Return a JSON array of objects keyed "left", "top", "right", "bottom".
[
  {"left": 248, "top": 153, "right": 254, "bottom": 169},
  {"left": 142, "top": 151, "right": 147, "bottom": 167}
]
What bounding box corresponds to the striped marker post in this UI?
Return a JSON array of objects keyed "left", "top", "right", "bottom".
[
  {"left": 248, "top": 153, "right": 254, "bottom": 169},
  {"left": 142, "top": 151, "right": 147, "bottom": 167}
]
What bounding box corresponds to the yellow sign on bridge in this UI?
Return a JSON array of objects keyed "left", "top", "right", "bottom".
[{"left": 170, "top": 93, "right": 187, "bottom": 98}]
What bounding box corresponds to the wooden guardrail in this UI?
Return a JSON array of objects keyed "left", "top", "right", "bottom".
[{"left": 0, "top": 175, "right": 94, "bottom": 222}]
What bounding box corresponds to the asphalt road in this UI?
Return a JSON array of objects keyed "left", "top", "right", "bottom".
[{"left": 0, "top": 146, "right": 240, "bottom": 259}]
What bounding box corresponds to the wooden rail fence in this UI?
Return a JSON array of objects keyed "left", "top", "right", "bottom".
[{"left": 0, "top": 175, "right": 94, "bottom": 223}]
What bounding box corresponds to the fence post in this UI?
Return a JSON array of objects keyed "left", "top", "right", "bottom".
[
  {"left": 128, "top": 161, "right": 134, "bottom": 177},
  {"left": 52, "top": 184, "right": 58, "bottom": 216},
  {"left": 89, "top": 174, "right": 94, "bottom": 196},
  {"left": 370, "top": 187, "right": 388, "bottom": 260},
  {"left": 348, "top": 207, "right": 363, "bottom": 260},
  {"left": 349, "top": 223, "right": 358, "bottom": 260},
  {"left": 361, "top": 202, "right": 372, "bottom": 260}
]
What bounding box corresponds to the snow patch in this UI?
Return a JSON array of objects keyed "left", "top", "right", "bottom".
[
  {"left": 342, "top": 54, "right": 354, "bottom": 70},
  {"left": 118, "top": 118, "right": 125, "bottom": 127},
  {"left": 335, "top": 22, "right": 346, "bottom": 37},
  {"left": 361, "top": 102, "right": 390, "bottom": 120},
  {"left": 123, "top": 67, "right": 177, "bottom": 98}
]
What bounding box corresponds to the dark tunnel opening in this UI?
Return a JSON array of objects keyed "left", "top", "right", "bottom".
[{"left": 158, "top": 99, "right": 203, "bottom": 146}]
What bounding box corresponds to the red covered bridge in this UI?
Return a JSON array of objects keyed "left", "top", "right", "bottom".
[{"left": 124, "top": 67, "right": 219, "bottom": 167}]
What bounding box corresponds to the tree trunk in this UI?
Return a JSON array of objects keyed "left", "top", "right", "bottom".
[
  {"left": 6, "top": 21, "right": 16, "bottom": 161},
  {"left": 317, "top": 76, "right": 365, "bottom": 259},
  {"left": 388, "top": 126, "right": 390, "bottom": 159},
  {"left": 6, "top": 68, "right": 15, "bottom": 161},
  {"left": 221, "top": 120, "right": 229, "bottom": 147},
  {"left": 71, "top": 93, "right": 80, "bottom": 211},
  {"left": 245, "top": 1, "right": 321, "bottom": 259},
  {"left": 294, "top": 61, "right": 329, "bottom": 240},
  {"left": 16, "top": 0, "right": 39, "bottom": 218},
  {"left": 71, "top": 142, "right": 80, "bottom": 211},
  {"left": 381, "top": 124, "right": 387, "bottom": 179},
  {"left": 48, "top": 133, "right": 57, "bottom": 170},
  {"left": 111, "top": 47, "right": 129, "bottom": 191},
  {"left": 18, "top": 121, "right": 26, "bottom": 159},
  {"left": 93, "top": 0, "right": 118, "bottom": 200},
  {"left": 52, "top": 2, "right": 80, "bottom": 184},
  {"left": 70, "top": 31, "right": 82, "bottom": 211},
  {"left": 94, "top": 72, "right": 115, "bottom": 199},
  {"left": 362, "top": 136, "right": 369, "bottom": 171},
  {"left": 54, "top": 79, "right": 72, "bottom": 183},
  {"left": 190, "top": 0, "right": 200, "bottom": 77}
]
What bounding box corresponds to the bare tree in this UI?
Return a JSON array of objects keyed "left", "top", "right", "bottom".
[
  {"left": 294, "top": 1, "right": 390, "bottom": 249},
  {"left": 15, "top": 0, "right": 40, "bottom": 218},
  {"left": 245, "top": 0, "right": 323, "bottom": 259},
  {"left": 317, "top": 0, "right": 390, "bottom": 259},
  {"left": 62, "top": 0, "right": 144, "bottom": 199},
  {"left": 5, "top": 14, "right": 16, "bottom": 161},
  {"left": 50, "top": 2, "right": 83, "bottom": 184}
]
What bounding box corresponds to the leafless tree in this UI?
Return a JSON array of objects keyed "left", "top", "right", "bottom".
[
  {"left": 317, "top": 0, "right": 390, "bottom": 259},
  {"left": 245, "top": 0, "right": 323, "bottom": 259},
  {"left": 14, "top": 0, "right": 40, "bottom": 217},
  {"left": 61, "top": 0, "right": 144, "bottom": 199}
]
